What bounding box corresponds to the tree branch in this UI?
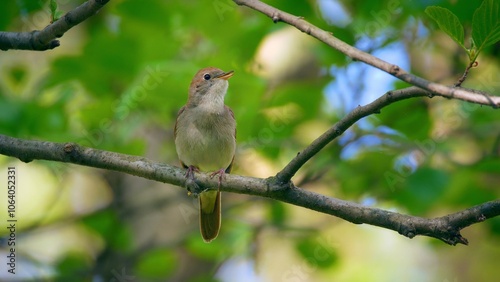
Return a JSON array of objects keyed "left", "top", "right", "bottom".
[
  {"left": 232, "top": 0, "right": 500, "bottom": 183},
  {"left": 276, "top": 87, "right": 428, "bottom": 182},
  {"left": 232, "top": 0, "right": 500, "bottom": 107},
  {"left": 1, "top": 0, "right": 498, "bottom": 247},
  {"left": 1, "top": 133, "right": 500, "bottom": 245},
  {"left": 277, "top": 86, "right": 499, "bottom": 183},
  {"left": 0, "top": 0, "right": 109, "bottom": 51}
]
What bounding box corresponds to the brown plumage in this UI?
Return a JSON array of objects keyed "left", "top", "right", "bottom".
[{"left": 174, "top": 67, "right": 236, "bottom": 242}]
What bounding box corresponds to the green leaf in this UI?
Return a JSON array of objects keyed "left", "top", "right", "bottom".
[
  {"left": 8, "top": 65, "right": 27, "bottom": 85},
  {"left": 295, "top": 236, "right": 339, "bottom": 269},
  {"left": 50, "top": 0, "right": 60, "bottom": 21},
  {"left": 394, "top": 168, "right": 449, "bottom": 214},
  {"left": 135, "top": 249, "right": 176, "bottom": 280},
  {"left": 54, "top": 11, "right": 63, "bottom": 20},
  {"left": 109, "top": 225, "right": 134, "bottom": 252},
  {"left": 269, "top": 201, "right": 286, "bottom": 226},
  {"left": 55, "top": 253, "right": 91, "bottom": 281},
  {"left": 50, "top": 0, "right": 58, "bottom": 14},
  {"left": 472, "top": 158, "right": 500, "bottom": 173},
  {"left": 186, "top": 233, "right": 226, "bottom": 260},
  {"left": 425, "top": 6, "right": 465, "bottom": 49},
  {"left": 376, "top": 99, "right": 431, "bottom": 140},
  {"left": 488, "top": 217, "right": 500, "bottom": 236},
  {"left": 472, "top": 0, "right": 500, "bottom": 54}
]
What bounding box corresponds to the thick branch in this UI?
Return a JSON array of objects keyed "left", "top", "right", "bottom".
[
  {"left": 232, "top": 0, "right": 500, "bottom": 107},
  {"left": 1, "top": 133, "right": 500, "bottom": 245},
  {"left": 0, "top": 0, "right": 109, "bottom": 51}
]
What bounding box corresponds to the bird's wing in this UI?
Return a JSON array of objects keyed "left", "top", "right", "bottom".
[
  {"left": 174, "top": 105, "right": 186, "bottom": 139},
  {"left": 225, "top": 105, "right": 236, "bottom": 173}
]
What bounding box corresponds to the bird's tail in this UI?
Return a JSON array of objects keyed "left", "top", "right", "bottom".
[{"left": 199, "top": 189, "right": 221, "bottom": 242}]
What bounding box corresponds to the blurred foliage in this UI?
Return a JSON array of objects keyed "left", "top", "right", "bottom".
[
  {"left": 134, "top": 248, "right": 177, "bottom": 280},
  {"left": 0, "top": 0, "right": 499, "bottom": 281},
  {"left": 295, "top": 235, "right": 339, "bottom": 269},
  {"left": 55, "top": 252, "right": 93, "bottom": 282}
]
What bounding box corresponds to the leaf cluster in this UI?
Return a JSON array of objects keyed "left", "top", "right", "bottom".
[{"left": 425, "top": 0, "right": 500, "bottom": 63}]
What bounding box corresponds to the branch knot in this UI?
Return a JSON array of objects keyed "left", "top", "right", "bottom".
[
  {"left": 266, "top": 176, "right": 292, "bottom": 194},
  {"left": 272, "top": 12, "right": 281, "bottom": 23},
  {"left": 389, "top": 64, "right": 400, "bottom": 75}
]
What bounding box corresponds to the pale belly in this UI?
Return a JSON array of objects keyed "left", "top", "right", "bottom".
[{"left": 176, "top": 115, "right": 236, "bottom": 172}]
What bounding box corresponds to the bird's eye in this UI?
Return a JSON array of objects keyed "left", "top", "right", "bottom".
[{"left": 203, "top": 73, "right": 211, "bottom": 80}]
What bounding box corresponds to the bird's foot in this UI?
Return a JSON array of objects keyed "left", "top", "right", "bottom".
[
  {"left": 185, "top": 166, "right": 201, "bottom": 196},
  {"left": 186, "top": 165, "right": 199, "bottom": 180},
  {"left": 209, "top": 168, "right": 226, "bottom": 189}
]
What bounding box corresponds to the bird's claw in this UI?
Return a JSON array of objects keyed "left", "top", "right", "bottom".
[
  {"left": 209, "top": 168, "right": 226, "bottom": 188},
  {"left": 185, "top": 166, "right": 226, "bottom": 195},
  {"left": 185, "top": 165, "right": 199, "bottom": 180},
  {"left": 185, "top": 166, "right": 202, "bottom": 196}
]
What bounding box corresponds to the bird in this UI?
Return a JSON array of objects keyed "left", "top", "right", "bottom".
[{"left": 174, "top": 67, "right": 236, "bottom": 242}]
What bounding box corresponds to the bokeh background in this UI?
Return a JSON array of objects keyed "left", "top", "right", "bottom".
[{"left": 1, "top": 0, "right": 500, "bottom": 281}]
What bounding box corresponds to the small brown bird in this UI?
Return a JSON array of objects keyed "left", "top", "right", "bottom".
[{"left": 174, "top": 67, "right": 236, "bottom": 242}]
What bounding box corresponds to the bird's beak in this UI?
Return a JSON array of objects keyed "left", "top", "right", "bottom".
[{"left": 216, "top": 70, "right": 234, "bottom": 80}]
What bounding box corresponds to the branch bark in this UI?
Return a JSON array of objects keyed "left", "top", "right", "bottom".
[
  {"left": 1, "top": 133, "right": 500, "bottom": 245},
  {"left": 0, "top": 0, "right": 109, "bottom": 51}
]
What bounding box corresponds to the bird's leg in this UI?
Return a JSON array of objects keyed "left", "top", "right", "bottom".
[
  {"left": 209, "top": 168, "right": 226, "bottom": 190},
  {"left": 185, "top": 165, "right": 201, "bottom": 196},
  {"left": 186, "top": 165, "right": 199, "bottom": 180}
]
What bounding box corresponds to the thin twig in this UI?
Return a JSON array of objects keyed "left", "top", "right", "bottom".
[{"left": 455, "top": 61, "right": 478, "bottom": 87}]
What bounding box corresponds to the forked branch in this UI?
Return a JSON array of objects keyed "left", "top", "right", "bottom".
[
  {"left": 233, "top": 0, "right": 500, "bottom": 182},
  {"left": 1, "top": 133, "right": 500, "bottom": 245}
]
